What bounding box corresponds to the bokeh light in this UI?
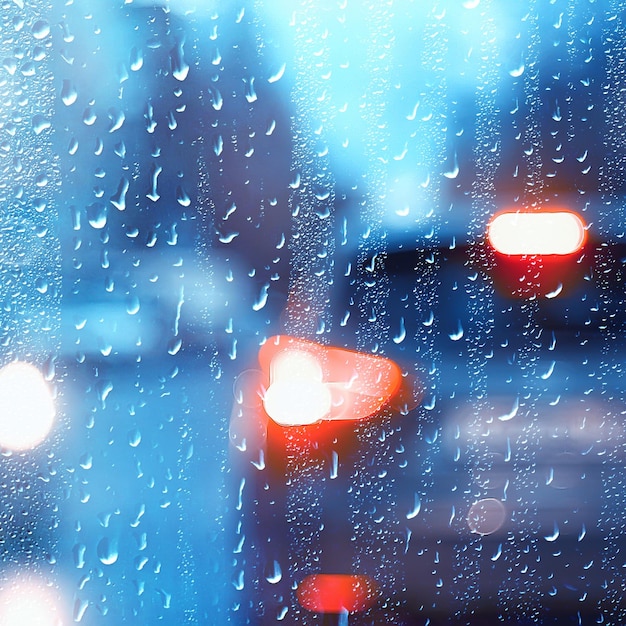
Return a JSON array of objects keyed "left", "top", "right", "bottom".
[
  {"left": 263, "top": 350, "right": 332, "bottom": 426},
  {"left": 297, "top": 574, "right": 378, "bottom": 614},
  {"left": 0, "top": 578, "right": 65, "bottom": 626},
  {"left": 488, "top": 211, "right": 586, "bottom": 256},
  {"left": 0, "top": 361, "right": 55, "bottom": 451}
]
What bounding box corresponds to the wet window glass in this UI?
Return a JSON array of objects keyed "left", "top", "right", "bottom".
[{"left": 1, "top": 0, "right": 626, "bottom": 623}]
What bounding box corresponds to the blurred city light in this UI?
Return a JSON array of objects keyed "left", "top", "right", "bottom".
[{"left": 0, "top": 361, "right": 55, "bottom": 451}]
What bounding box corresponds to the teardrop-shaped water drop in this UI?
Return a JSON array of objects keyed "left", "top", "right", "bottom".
[
  {"left": 265, "top": 560, "right": 282, "bottom": 584},
  {"left": 176, "top": 185, "right": 191, "bottom": 206},
  {"left": 126, "top": 295, "right": 140, "bottom": 315},
  {"left": 97, "top": 537, "right": 119, "bottom": 565},
  {"left": 110, "top": 177, "right": 129, "bottom": 211},
  {"left": 171, "top": 39, "right": 189, "bottom": 81},
  {"left": 130, "top": 46, "right": 143, "bottom": 71},
  {"left": 128, "top": 428, "right": 141, "bottom": 447},
  {"left": 61, "top": 79, "right": 78, "bottom": 106},
  {"left": 87, "top": 202, "right": 107, "bottom": 229}
]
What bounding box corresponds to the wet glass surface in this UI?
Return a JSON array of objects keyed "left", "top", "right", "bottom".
[{"left": 2, "top": 0, "right": 626, "bottom": 624}]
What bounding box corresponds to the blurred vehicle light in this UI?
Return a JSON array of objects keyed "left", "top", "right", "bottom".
[
  {"left": 297, "top": 574, "right": 378, "bottom": 614},
  {"left": 258, "top": 335, "right": 403, "bottom": 427},
  {"left": 487, "top": 210, "right": 586, "bottom": 256},
  {"left": 486, "top": 210, "right": 589, "bottom": 298}
]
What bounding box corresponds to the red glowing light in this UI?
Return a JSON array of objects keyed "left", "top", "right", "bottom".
[
  {"left": 297, "top": 574, "right": 378, "bottom": 614},
  {"left": 486, "top": 209, "right": 590, "bottom": 298},
  {"left": 487, "top": 210, "right": 586, "bottom": 256},
  {"left": 258, "top": 336, "right": 403, "bottom": 426}
]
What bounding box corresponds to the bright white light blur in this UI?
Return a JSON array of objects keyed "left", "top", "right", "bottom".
[
  {"left": 263, "top": 350, "right": 332, "bottom": 426},
  {"left": 0, "top": 361, "right": 55, "bottom": 451},
  {"left": 0, "top": 579, "right": 63, "bottom": 626},
  {"left": 488, "top": 211, "right": 586, "bottom": 255},
  {"left": 270, "top": 349, "right": 324, "bottom": 383}
]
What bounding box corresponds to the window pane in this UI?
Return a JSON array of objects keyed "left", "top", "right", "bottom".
[{"left": 1, "top": 0, "right": 625, "bottom": 624}]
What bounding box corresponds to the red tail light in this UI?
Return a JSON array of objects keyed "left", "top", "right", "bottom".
[
  {"left": 297, "top": 574, "right": 378, "bottom": 614},
  {"left": 258, "top": 335, "right": 403, "bottom": 427},
  {"left": 486, "top": 209, "right": 588, "bottom": 298},
  {"left": 488, "top": 210, "right": 586, "bottom": 256}
]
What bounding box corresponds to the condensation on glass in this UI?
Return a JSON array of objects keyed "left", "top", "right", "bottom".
[{"left": 1, "top": 0, "right": 626, "bottom": 624}]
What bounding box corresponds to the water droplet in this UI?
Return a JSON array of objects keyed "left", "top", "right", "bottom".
[
  {"left": 393, "top": 317, "right": 406, "bottom": 344},
  {"left": 244, "top": 77, "right": 257, "bottom": 103},
  {"left": 467, "top": 498, "right": 506, "bottom": 535},
  {"left": 83, "top": 107, "right": 97, "bottom": 125},
  {"left": 2, "top": 58, "right": 17, "bottom": 75},
  {"left": 330, "top": 450, "right": 338, "bottom": 479},
  {"left": 208, "top": 86, "right": 223, "bottom": 110},
  {"left": 219, "top": 232, "right": 239, "bottom": 244},
  {"left": 87, "top": 202, "right": 107, "bottom": 229},
  {"left": 35, "top": 277, "right": 48, "bottom": 293},
  {"left": 233, "top": 570, "right": 244, "bottom": 591},
  {"left": 73, "top": 543, "right": 86, "bottom": 569},
  {"left": 31, "top": 20, "right": 50, "bottom": 39},
  {"left": 498, "top": 397, "right": 519, "bottom": 422},
  {"left": 97, "top": 537, "right": 118, "bottom": 565},
  {"left": 73, "top": 597, "right": 89, "bottom": 622},
  {"left": 449, "top": 322, "right": 463, "bottom": 341},
  {"left": 97, "top": 380, "right": 113, "bottom": 404},
  {"left": 265, "top": 560, "right": 282, "bottom": 584},
  {"left": 128, "top": 428, "right": 141, "bottom": 447},
  {"left": 545, "top": 283, "right": 563, "bottom": 299},
  {"left": 176, "top": 185, "right": 191, "bottom": 206},
  {"left": 443, "top": 152, "right": 459, "bottom": 178},
  {"left": 61, "top": 79, "right": 78, "bottom": 106},
  {"left": 407, "top": 493, "right": 421, "bottom": 519},
  {"left": 147, "top": 163, "right": 162, "bottom": 201},
  {"left": 110, "top": 177, "right": 129, "bottom": 211},
  {"left": 540, "top": 360, "right": 556, "bottom": 380},
  {"left": 107, "top": 107, "right": 125, "bottom": 133},
  {"left": 252, "top": 284, "right": 269, "bottom": 311},
  {"left": 491, "top": 543, "right": 503, "bottom": 561},
  {"left": 544, "top": 523, "right": 560, "bottom": 542},
  {"left": 21, "top": 63, "right": 35, "bottom": 78},
  {"left": 126, "top": 295, "right": 140, "bottom": 315},
  {"left": 130, "top": 46, "right": 143, "bottom": 71},
  {"left": 268, "top": 63, "right": 286, "bottom": 83},
  {"left": 171, "top": 39, "right": 189, "bottom": 81},
  {"left": 32, "top": 114, "right": 51, "bottom": 135},
  {"left": 168, "top": 338, "right": 182, "bottom": 355},
  {"left": 157, "top": 589, "right": 171, "bottom": 609}
]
